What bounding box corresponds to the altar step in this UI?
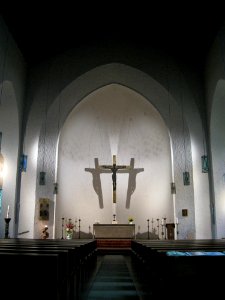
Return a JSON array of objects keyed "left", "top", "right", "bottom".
[{"left": 96, "top": 239, "right": 132, "bottom": 254}]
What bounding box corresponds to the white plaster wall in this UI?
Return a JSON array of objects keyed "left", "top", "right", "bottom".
[
  {"left": 182, "top": 83, "right": 211, "bottom": 239},
  {"left": 21, "top": 60, "right": 207, "bottom": 239},
  {"left": 18, "top": 67, "right": 51, "bottom": 238},
  {"left": 55, "top": 84, "right": 173, "bottom": 238},
  {"left": 0, "top": 16, "right": 215, "bottom": 240},
  {"left": 205, "top": 26, "right": 225, "bottom": 238},
  {"left": 0, "top": 18, "right": 26, "bottom": 238},
  {"left": 0, "top": 82, "right": 19, "bottom": 237},
  {"left": 210, "top": 80, "right": 225, "bottom": 238}
]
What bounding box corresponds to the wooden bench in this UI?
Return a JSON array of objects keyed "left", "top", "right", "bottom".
[
  {"left": 131, "top": 239, "right": 225, "bottom": 297},
  {"left": 0, "top": 238, "right": 97, "bottom": 300}
]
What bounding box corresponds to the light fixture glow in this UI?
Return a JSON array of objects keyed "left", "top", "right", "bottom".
[{"left": 0, "top": 132, "right": 4, "bottom": 189}]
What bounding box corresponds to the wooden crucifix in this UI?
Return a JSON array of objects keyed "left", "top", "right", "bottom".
[
  {"left": 85, "top": 156, "right": 144, "bottom": 208},
  {"left": 100, "top": 155, "right": 130, "bottom": 203}
]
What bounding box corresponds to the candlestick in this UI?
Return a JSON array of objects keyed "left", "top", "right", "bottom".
[
  {"left": 151, "top": 218, "right": 154, "bottom": 232},
  {"left": 156, "top": 218, "right": 160, "bottom": 239},
  {"left": 6, "top": 205, "right": 9, "bottom": 218},
  {"left": 164, "top": 218, "right": 167, "bottom": 239},
  {"left": 4, "top": 217, "right": 11, "bottom": 238},
  {"left": 147, "top": 219, "right": 150, "bottom": 240},
  {"left": 176, "top": 222, "right": 179, "bottom": 237},
  {"left": 61, "top": 217, "right": 64, "bottom": 239},
  {"left": 74, "top": 219, "right": 77, "bottom": 232},
  {"left": 78, "top": 218, "right": 81, "bottom": 239},
  {"left": 161, "top": 223, "right": 164, "bottom": 239}
]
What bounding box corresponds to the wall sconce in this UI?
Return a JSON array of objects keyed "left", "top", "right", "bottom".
[
  {"left": 171, "top": 182, "right": 176, "bottom": 194},
  {"left": 20, "top": 154, "right": 28, "bottom": 172},
  {"left": 53, "top": 182, "right": 58, "bottom": 194},
  {"left": 0, "top": 152, "right": 4, "bottom": 189},
  {"left": 201, "top": 155, "right": 209, "bottom": 173},
  {"left": 0, "top": 132, "right": 4, "bottom": 189},
  {"left": 183, "top": 171, "right": 190, "bottom": 185},
  {"left": 39, "top": 171, "right": 46, "bottom": 185}
]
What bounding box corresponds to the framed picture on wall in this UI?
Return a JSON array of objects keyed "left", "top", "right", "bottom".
[
  {"left": 39, "top": 198, "right": 49, "bottom": 220},
  {"left": 182, "top": 209, "right": 188, "bottom": 217}
]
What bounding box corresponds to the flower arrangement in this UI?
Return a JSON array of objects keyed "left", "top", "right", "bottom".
[
  {"left": 128, "top": 217, "right": 134, "bottom": 222},
  {"left": 66, "top": 219, "right": 74, "bottom": 233}
]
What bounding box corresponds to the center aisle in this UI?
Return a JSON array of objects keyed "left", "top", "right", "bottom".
[{"left": 85, "top": 254, "right": 141, "bottom": 300}]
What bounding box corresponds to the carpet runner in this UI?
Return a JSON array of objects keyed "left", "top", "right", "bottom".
[{"left": 85, "top": 254, "right": 141, "bottom": 300}]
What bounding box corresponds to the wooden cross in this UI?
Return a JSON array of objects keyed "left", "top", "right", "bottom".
[
  {"left": 85, "top": 156, "right": 144, "bottom": 207},
  {"left": 100, "top": 155, "right": 130, "bottom": 203}
]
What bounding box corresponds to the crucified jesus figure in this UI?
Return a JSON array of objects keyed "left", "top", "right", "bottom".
[
  {"left": 85, "top": 156, "right": 144, "bottom": 206},
  {"left": 100, "top": 155, "right": 129, "bottom": 203},
  {"left": 111, "top": 163, "right": 126, "bottom": 191}
]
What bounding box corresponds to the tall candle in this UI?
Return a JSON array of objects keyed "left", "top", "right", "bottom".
[
  {"left": 176, "top": 217, "right": 179, "bottom": 224},
  {"left": 6, "top": 205, "right": 9, "bottom": 218},
  {"left": 161, "top": 218, "right": 164, "bottom": 225}
]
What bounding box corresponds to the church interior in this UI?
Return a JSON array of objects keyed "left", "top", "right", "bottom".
[{"left": 1, "top": 8, "right": 225, "bottom": 298}]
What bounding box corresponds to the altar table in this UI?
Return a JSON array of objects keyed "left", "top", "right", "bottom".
[{"left": 93, "top": 224, "right": 135, "bottom": 239}]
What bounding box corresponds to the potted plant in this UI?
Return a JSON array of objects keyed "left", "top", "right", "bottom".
[
  {"left": 65, "top": 219, "right": 74, "bottom": 239},
  {"left": 128, "top": 217, "right": 134, "bottom": 224}
]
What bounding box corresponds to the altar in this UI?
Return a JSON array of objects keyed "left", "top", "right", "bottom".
[{"left": 93, "top": 224, "right": 135, "bottom": 239}]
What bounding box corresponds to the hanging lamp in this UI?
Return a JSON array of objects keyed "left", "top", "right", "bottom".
[
  {"left": 39, "top": 64, "right": 51, "bottom": 186},
  {"left": 180, "top": 75, "right": 190, "bottom": 185},
  {"left": 53, "top": 77, "right": 62, "bottom": 194},
  {"left": 20, "top": 154, "right": 28, "bottom": 172},
  {"left": 201, "top": 122, "right": 209, "bottom": 173},
  {"left": 167, "top": 60, "right": 176, "bottom": 195}
]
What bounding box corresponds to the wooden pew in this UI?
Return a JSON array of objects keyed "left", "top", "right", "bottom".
[
  {"left": 131, "top": 239, "right": 225, "bottom": 297},
  {"left": 0, "top": 251, "right": 64, "bottom": 300},
  {"left": 0, "top": 239, "right": 97, "bottom": 300}
]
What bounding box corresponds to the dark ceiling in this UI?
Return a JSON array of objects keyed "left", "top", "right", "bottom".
[{"left": 1, "top": 11, "right": 224, "bottom": 68}]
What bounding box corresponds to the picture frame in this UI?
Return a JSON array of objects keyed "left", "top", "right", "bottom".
[
  {"left": 182, "top": 209, "right": 188, "bottom": 217},
  {"left": 39, "top": 198, "right": 49, "bottom": 220}
]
